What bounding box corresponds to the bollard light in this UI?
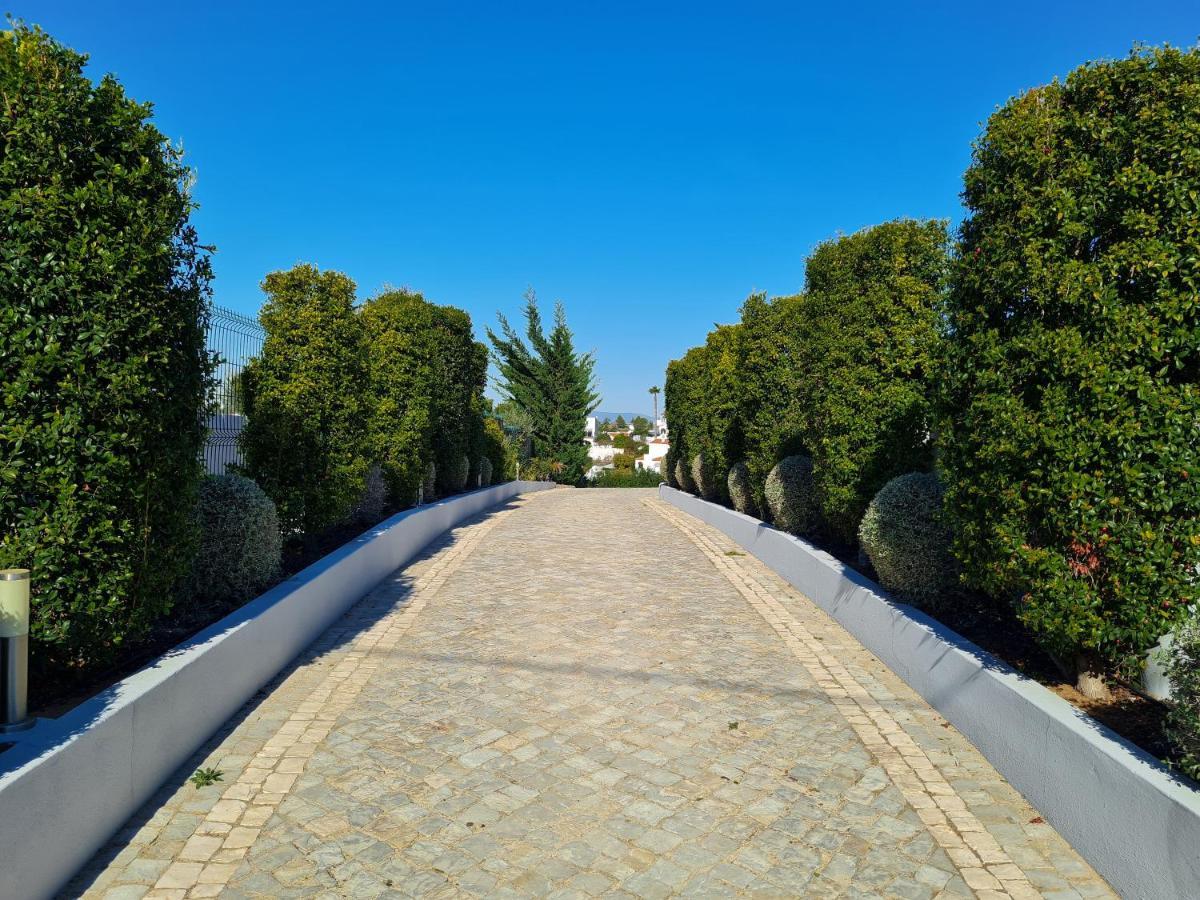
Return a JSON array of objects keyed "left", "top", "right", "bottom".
[{"left": 0, "top": 569, "right": 33, "bottom": 732}]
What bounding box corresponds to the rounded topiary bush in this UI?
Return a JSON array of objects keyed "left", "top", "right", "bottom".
[
  {"left": 690, "top": 453, "right": 716, "bottom": 501},
  {"left": 479, "top": 457, "right": 493, "bottom": 488},
  {"left": 674, "top": 458, "right": 696, "bottom": 494},
  {"left": 764, "top": 455, "right": 820, "bottom": 535},
  {"left": 1165, "top": 613, "right": 1200, "bottom": 782},
  {"left": 447, "top": 453, "right": 470, "bottom": 493},
  {"left": 188, "top": 475, "right": 282, "bottom": 608},
  {"left": 859, "top": 472, "right": 957, "bottom": 608},
  {"left": 727, "top": 462, "right": 756, "bottom": 516}
]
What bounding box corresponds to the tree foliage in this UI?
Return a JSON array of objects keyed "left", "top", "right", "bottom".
[
  {"left": 488, "top": 291, "right": 599, "bottom": 483},
  {"left": 0, "top": 24, "right": 213, "bottom": 665},
  {"left": 937, "top": 46, "right": 1200, "bottom": 684},
  {"left": 798, "top": 220, "right": 947, "bottom": 544},
  {"left": 240, "top": 265, "right": 368, "bottom": 536}
]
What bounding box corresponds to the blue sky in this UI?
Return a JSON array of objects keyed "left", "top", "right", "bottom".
[{"left": 23, "top": 2, "right": 1197, "bottom": 411}]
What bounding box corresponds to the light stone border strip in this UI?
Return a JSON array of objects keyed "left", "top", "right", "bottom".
[
  {"left": 658, "top": 484, "right": 1200, "bottom": 900},
  {"left": 0, "top": 481, "right": 554, "bottom": 900},
  {"left": 146, "top": 497, "right": 527, "bottom": 899},
  {"left": 648, "top": 498, "right": 1039, "bottom": 899}
]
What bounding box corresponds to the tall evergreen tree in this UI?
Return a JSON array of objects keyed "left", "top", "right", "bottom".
[{"left": 488, "top": 291, "right": 599, "bottom": 483}]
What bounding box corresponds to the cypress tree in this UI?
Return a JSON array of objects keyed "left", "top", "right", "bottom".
[{"left": 488, "top": 291, "right": 599, "bottom": 483}]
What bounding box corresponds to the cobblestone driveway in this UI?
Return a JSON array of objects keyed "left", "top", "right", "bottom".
[{"left": 68, "top": 489, "right": 1113, "bottom": 899}]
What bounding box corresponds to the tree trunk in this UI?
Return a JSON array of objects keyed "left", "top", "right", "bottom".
[{"left": 1074, "top": 653, "right": 1111, "bottom": 702}]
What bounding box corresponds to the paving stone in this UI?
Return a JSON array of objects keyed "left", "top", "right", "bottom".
[{"left": 64, "top": 490, "right": 1114, "bottom": 898}]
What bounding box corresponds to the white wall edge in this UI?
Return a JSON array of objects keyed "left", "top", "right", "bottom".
[
  {"left": 658, "top": 484, "right": 1200, "bottom": 900},
  {"left": 0, "top": 480, "right": 554, "bottom": 900}
]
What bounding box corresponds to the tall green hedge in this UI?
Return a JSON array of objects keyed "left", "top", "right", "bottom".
[
  {"left": 361, "top": 289, "right": 443, "bottom": 505},
  {"left": 799, "top": 220, "right": 947, "bottom": 544},
  {"left": 734, "top": 292, "right": 810, "bottom": 515},
  {"left": 0, "top": 25, "right": 212, "bottom": 666},
  {"left": 937, "top": 46, "right": 1200, "bottom": 691},
  {"left": 240, "top": 265, "right": 368, "bottom": 537}
]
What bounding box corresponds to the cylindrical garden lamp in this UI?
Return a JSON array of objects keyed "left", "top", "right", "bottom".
[{"left": 0, "top": 569, "right": 34, "bottom": 732}]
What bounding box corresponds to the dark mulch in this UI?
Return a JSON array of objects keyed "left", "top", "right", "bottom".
[
  {"left": 26, "top": 508, "right": 402, "bottom": 720},
  {"left": 818, "top": 534, "right": 1174, "bottom": 765}
]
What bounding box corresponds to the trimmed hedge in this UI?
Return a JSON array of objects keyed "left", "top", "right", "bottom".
[
  {"left": 674, "top": 458, "right": 695, "bottom": 494},
  {"left": 1165, "top": 613, "right": 1200, "bottom": 781},
  {"left": 0, "top": 25, "right": 213, "bottom": 666},
  {"left": 937, "top": 46, "right": 1200, "bottom": 686},
  {"left": 240, "top": 265, "right": 367, "bottom": 537},
  {"left": 764, "top": 456, "right": 820, "bottom": 536},
  {"left": 479, "top": 457, "right": 493, "bottom": 488},
  {"left": 859, "top": 473, "right": 957, "bottom": 609},
  {"left": 186, "top": 475, "right": 281, "bottom": 608},
  {"left": 799, "top": 221, "right": 946, "bottom": 545}
]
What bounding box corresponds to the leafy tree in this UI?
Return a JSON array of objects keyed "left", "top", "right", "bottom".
[
  {"left": 425, "top": 308, "right": 487, "bottom": 497},
  {"left": 488, "top": 291, "right": 599, "bottom": 483},
  {"left": 0, "top": 24, "right": 213, "bottom": 666},
  {"left": 733, "top": 292, "right": 809, "bottom": 514},
  {"left": 937, "top": 46, "right": 1200, "bottom": 697},
  {"left": 614, "top": 414, "right": 628, "bottom": 430},
  {"left": 240, "top": 265, "right": 367, "bottom": 537},
  {"left": 799, "top": 220, "right": 947, "bottom": 544},
  {"left": 360, "top": 289, "right": 440, "bottom": 505},
  {"left": 631, "top": 415, "right": 651, "bottom": 437}
]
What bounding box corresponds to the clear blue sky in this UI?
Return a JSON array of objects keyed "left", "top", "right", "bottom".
[{"left": 23, "top": 2, "right": 1197, "bottom": 411}]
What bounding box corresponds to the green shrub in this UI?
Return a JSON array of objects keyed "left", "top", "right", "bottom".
[
  {"left": 422, "top": 462, "right": 437, "bottom": 502},
  {"left": 735, "top": 292, "right": 810, "bottom": 517},
  {"left": 479, "top": 457, "right": 493, "bottom": 488},
  {"left": 664, "top": 330, "right": 741, "bottom": 506},
  {"left": 476, "top": 417, "right": 511, "bottom": 485},
  {"left": 187, "top": 475, "right": 281, "bottom": 608},
  {"left": 240, "top": 264, "right": 367, "bottom": 538},
  {"left": 589, "top": 468, "right": 664, "bottom": 488},
  {"left": 691, "top": 453, "right": 717, "bottom": 501},
  {"left": 937, "top": 46, "right": 1200, "bottom": 692},
  {"left": 354, "top": 464, "right": 387, "bottom": 525},
  {"left": 360, "top": 289, "right": 438, "bottom": 506},
  {"left": 859, "top": 473, "right": 957, "bottom": 608},
  {"left": 0, "top": 25, "right": 213, "bottom": 666},
  {"left": 442, "top": 454, "right": 470, "bottom": 494},
  {"left": 727, "top": 462, "right": 756, "bottom": 517},
  {"left": 1164, "top": 613, "right": 1200, "bottom": 782},
  {"left": 764, "top": 456, "right": 820, "bottom": 536},
  {"left": 799, "top": 221, "right": 947, "bottom": 545},
  {"left": 674, "top": 458, "right": 695, "bottom": 494}
]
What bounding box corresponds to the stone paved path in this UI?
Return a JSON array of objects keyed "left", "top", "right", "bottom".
[{"left": 67, "top": 489, "right": 1114, "bottom": 899}]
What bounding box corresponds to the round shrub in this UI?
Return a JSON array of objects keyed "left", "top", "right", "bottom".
[
  {"left": 187, "top": 475, "right": 282, "bottom": 608},
  {"left": 1165, "top": 612, "right": 1200, "bottom": 782},
  {"left": 479, "top": 457, "right": 493, "bottom": 488},
  {"left": 727, "top": 462, "right": 756, "bottom": 517},
  {"left": 937, "top": 46, "right": 1200, "bottom": 689},
  {"left": 690, "top": 453, "right": 716, "bottom": 501},
  {"left": 764, "top": 455, "right": 820, "bottom": 536},
  {"left": 859, "top": 472, "right": 957, "bottom": 608},
  {"left": 674, "top": 458, "right": 695, "bottom": 494},
  {"left": 446, "top": 454, "right": 470, "bottom": 493},
  {"left": 0, "top": 26, "right": 213, "bottom": 666}
]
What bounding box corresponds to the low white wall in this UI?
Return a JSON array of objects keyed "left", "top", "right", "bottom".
[
  {"left": 0, "top": 481, "right": 552, "bottom": 900},
  {"left": 659, "top": 485, "right": 1200, "bottom": 900}
]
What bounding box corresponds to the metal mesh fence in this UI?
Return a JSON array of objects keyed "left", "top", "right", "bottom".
[{"left": 204, "top": 304, "right": 264, "bottom": 475}]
